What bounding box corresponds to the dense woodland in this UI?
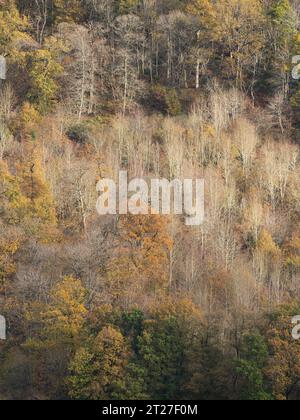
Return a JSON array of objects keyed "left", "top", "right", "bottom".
[{"left": 1, "top": 0, "right": 300, "bottom": 400}]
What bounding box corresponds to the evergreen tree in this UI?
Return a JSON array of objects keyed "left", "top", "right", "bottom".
[{"left": 235, "top": 333, "right": 272, "bottom": 400}]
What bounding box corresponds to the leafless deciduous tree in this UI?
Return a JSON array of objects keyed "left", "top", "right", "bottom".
[{"left": 233, "top": 118, "right": 259, "bottom": 175}]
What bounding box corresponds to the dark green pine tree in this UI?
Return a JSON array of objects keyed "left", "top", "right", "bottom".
[{"left": 235, "top": 333, "right": 273, "bottom": 401}]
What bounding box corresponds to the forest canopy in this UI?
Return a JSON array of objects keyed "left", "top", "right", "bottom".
[{"left": 1, "top": 0, "right": 300, "bottom": 401}]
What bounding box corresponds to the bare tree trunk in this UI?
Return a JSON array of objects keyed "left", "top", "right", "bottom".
[
  {"left": 196, "top": 58, "right": 200, "bottom": 89},
  {"left": 88, "top": 57, "right": 95, "bottom": 115},
  {"left": 35, "top": 0, "right": 48, "bottom": 44},
  {"left": 167, "top": 33, "right": 172, "bottom": 80},
  {"left": 123, "top": 55, "right": 128, "bottom": 115},
  {"left": 156, "top": 42, "right": 159, "bottom": 78},
  {"left": 77, "top": 174, "right": 87, "bottom": 233},
  {"left": 184, "top": 68, "right": 188, "bottom": 89},
  {"left": 78, "top": 38, "right": 87, "bottom": 120},
  {"left": 169, "top": 248, "right": 173, "bottom": 288}
]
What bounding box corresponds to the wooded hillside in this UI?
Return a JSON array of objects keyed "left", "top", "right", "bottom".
[{"left": 1, "top": 0, "right": 300, "bottom": 400}]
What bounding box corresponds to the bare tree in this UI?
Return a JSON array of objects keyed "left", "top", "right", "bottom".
[
  {"left": 233, "top": 118, "right": 259, "bottom": 175},
  {"left": 163, "top": 117, "right": 185, "bottom": 179},
  {"left": 0, "top": 84, "right": 14, "bottom": 121},
  {"left": 34, "top": 0, "right": 49, "bottom": 44},
  {"left": 59, "top": 23, "right": 107, "bottom": 119},
  {"left": 111, "top": 15, "right": 146, "bottom": 113},
  {"left": 0, "top": 121, "right": 13, "bottom": 161},
  {"left": 261, "top": 141, "right": 298, "bottom": 207}
]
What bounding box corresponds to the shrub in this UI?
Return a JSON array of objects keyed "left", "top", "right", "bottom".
[
  {"left": 66, "top": 123, "right": 90, "bottom": 144},
  {"left": 148, "top": 85, "right": 181, "bottom": 116}
]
